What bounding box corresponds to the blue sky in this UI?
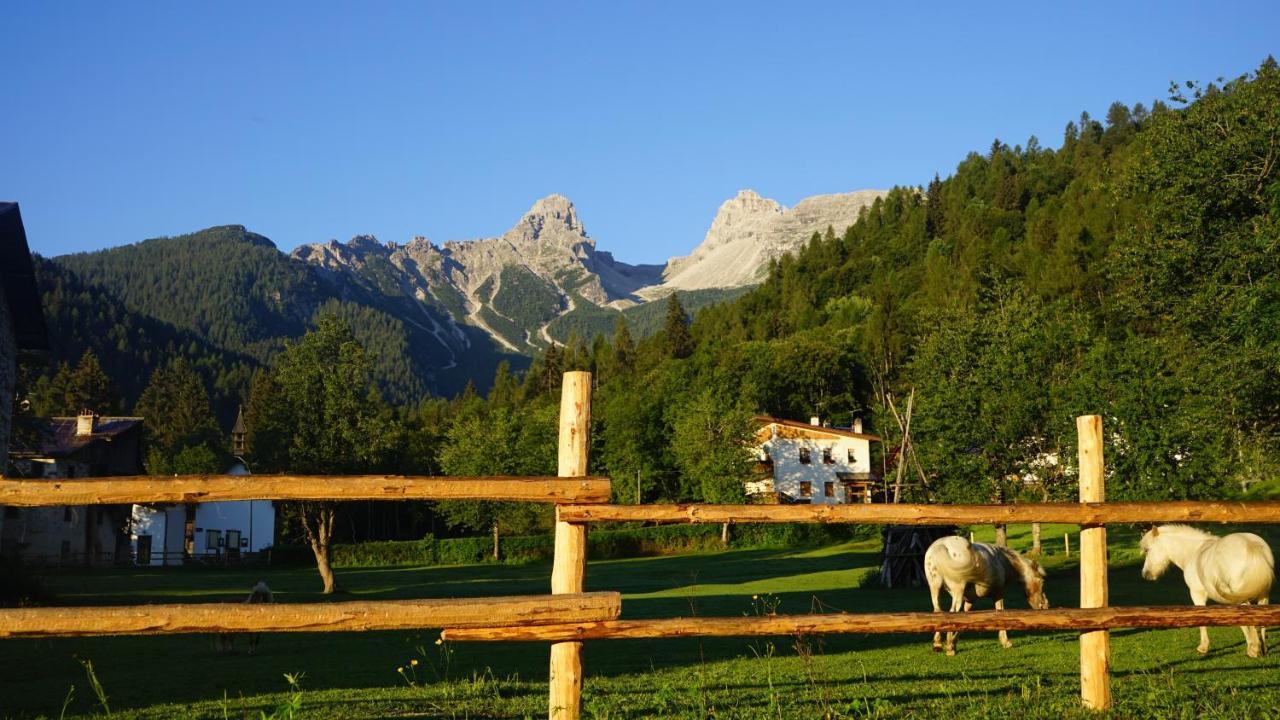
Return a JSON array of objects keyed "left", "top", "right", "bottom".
[{"left": 3, "top": 2, "right": 1277, "bottom": 263}]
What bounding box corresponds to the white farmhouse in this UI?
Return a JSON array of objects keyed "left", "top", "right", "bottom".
[
  {"left": 129, "top": 460, "right": 275, "bottom": 565},
  {"left": 129, "top": 410, "right": 275, "bottom": 565},
  {"left": 747, "top": 416, "right": 881, "bottom": 504}
]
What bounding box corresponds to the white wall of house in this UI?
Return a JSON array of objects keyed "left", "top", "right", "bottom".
[
  {"left": 193, "top": 500, "right": 275, "bottom": 556},
  {"left": 130, "top": 500, "right": 275, "bottom": 565},
  {"left": 752, "top": 424, "right": 875, "bottom": 504},
  {"left": 130, "top": 505, "right": 183, "bottom": 566},
  {"left": 129, "top": 463, "right": 275, "bottom": 565}
]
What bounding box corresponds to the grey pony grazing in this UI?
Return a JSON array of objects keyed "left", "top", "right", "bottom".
[
  {"left": 216, "top": 581, "right": 275, "bottom": 655},
  {"left": 924, "top": 535, "right": 1049, "bottom": 655}
]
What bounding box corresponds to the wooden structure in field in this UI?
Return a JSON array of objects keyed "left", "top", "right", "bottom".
[{"left": 5, "top": 374, "right": 1280, "bottom": 717}]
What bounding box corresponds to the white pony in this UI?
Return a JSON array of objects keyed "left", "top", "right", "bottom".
[
  {"left": 924, "top": 535, "right": 1049, "bottom": 655},
  {"left": 1140, "top": 525, "right": 1274, "bottom": 657}
]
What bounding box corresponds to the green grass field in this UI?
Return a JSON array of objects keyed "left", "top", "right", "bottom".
[{"left": 2, "top": 524, "right": 1278, "bottom": 719}]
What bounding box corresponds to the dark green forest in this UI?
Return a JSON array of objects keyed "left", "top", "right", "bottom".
[
  {"left": 38, "top": 225, "right": 522, "bottom": 419},
  {"left": 456, "top": 59, "right": 1280, "bottom": 514},
  {"left": 17, "top": 60, "right": 1280, "bottom": 549}
]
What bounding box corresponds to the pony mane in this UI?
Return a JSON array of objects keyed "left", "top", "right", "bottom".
[
  {"left": 996, "top": 546, "right": 1046, "bottom": 579},
  {"left": 1143, "top": 524, "right": 1214, "bottom": 552},
  {"left": 1156, "top": 524, "right": 1214, "bottom": 540}
]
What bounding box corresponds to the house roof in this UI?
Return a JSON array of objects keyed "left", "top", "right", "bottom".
[
  {"left": 752, "top": 415, "right": 882, "bottom": 442},
  {"left": 0, "top": 202, "right": 50, "bottom": 352},
  {"left": 12, "top": 417, "right": 144, "bottom": 458},
  {"left": 231, "top": 406, "right": 246, "bottom": 434}
]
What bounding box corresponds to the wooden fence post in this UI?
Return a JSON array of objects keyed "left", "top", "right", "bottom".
[
  {"left": 1077, "top": 415, "right": 1111, "bottom": 710},
  {"left": 550, "top": 371, "right": 592, "bottom": 719}
]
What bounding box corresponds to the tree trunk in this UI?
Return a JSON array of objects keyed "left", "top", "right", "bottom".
[
  {"left": 312, "top": 543, "right": 337, "bottom": 594},
  {"left": 492, "top": 520, "right": 500, "bottom": 562},
  {"left": 720, "top": 522, "right": 730, "bottom": 548},
  {"left": 301, "top": 502, "right": 339, "bottom": 594},
  {"left": 1031, "top": 522, "right": 1042, "bottom": 555},
  {"left": 995, "top": 524, "right": 1008, "bottom": 548}
]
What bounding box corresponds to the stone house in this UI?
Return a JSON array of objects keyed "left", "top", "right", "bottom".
[
  {"left": 0, "top": 202, "right": 51, "bottom": 547},
  {"left": 3, "top": 413, "right": 143, "bottom": 564}
]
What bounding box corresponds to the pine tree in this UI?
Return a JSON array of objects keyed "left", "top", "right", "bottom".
[
  {"left": 38, "top": 351, "right": 122, "bottom": 415},
  {"left": 925, "top": 173, "right": 944, "bottom": 237},
  {"left": 663, "top": 294, "right": 693, "bottom": 359},
  {"left": 134, "top": 358, "right": 224, "bottom": 474},
  {"left": 612, "top": 316, "right": 635, "bottom": 371}
]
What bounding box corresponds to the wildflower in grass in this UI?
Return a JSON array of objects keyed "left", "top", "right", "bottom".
[{"left": 410, "top": 659, "right": 419, "bottom": 666}]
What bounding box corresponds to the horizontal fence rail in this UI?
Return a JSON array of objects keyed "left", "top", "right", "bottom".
[
  {"left": 557, "top": 500, "right": 1280, "bottom": 525},
  {"left": 442, "top": 604, "right": 1280, "bottom": 642},
  {"left": 0, "top": 474, "right": 611, "bottom": 506},
  {"left": 0, "top": 592, "right": 621, "bottom": 638}
]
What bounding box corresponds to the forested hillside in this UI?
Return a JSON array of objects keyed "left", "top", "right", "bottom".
[
  {"left": 29, "top": 257, "right": 256, "bottom": 422},
  {"left": 48, "top": 225, "right": 522, "bottom": 408},
  {"left": 453, "top": 59, "right": 1280, "bottom": 513}
]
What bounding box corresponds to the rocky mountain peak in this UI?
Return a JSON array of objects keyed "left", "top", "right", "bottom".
[
  {"left": 648, "top": 188, "right": 886, "bottom": 295},
  {"left": 510, "top": 194, "right": 587, "bottom": 246},
  {"left": 290, "top": 187, "right": 883, "bottom": 352}
]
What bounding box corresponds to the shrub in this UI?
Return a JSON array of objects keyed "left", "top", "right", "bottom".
[
  {"left": 0, "top": 558, "right": 48, "bottom": 607},
  {"left": 321, "top": 522, "right": 872, "bottom": 568}
]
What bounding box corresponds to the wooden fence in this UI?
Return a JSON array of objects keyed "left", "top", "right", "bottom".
[
  {"left": 3, "top": 372, "right": 1279, "bottom": 717},
  {"left": 446, "top": 378, "right": 1280, "bottom": 717}
]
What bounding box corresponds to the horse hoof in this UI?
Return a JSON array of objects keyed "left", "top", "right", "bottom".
[
  {"left": 1001, "top": 641, "right": 1013, "bottom": 649},
  {"left": 1197, "top": 646, "right": 1210, "bottom": 655},
  {"left": 945, "top": 649, "right": 956, "bottom": 657},
  {"left": 932, "top": 645, "right": 943, "bottom": 653}
]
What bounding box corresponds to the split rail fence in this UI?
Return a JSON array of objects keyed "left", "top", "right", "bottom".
[{"left": 3, "top": 372, "right": 1280, "bottom": 717}]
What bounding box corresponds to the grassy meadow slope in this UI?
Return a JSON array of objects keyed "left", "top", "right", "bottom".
[{"left": 2, "top": 525, "right": 1277, "bottom": 719}]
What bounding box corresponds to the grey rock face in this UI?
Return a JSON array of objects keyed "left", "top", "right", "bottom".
[
  {"left": 649, "top": 189, "right": 886, "bottom": 295},
  {"left": 291, "top": 188, "right": 883, "bottom": 352}
]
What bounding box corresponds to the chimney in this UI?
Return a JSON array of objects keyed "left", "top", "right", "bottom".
[
  {"left": 810, "top": 416, "right": 820, "bottom": 427},
  {"left": 76, "top": 410, "right": 97, "bottom": 437},
  {"left": 853, "top": 418, "right": 863, "bottom": 433}
]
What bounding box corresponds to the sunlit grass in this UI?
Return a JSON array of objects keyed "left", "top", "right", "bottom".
[{"left": 3, "top": 524, "right": 1277, "bottom": 718}]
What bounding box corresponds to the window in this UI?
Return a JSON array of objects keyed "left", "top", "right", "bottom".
[
  {"left": 824, "top": 481, "right": 835, "bottom": 498},
  {"left": 206, "top": 529, "right": 222, "bottom": 552},
  {"left": 822, "top": 447, "right": 834, "bottom": 465},
  {"left": 3, "top": 507, "right": 18, "bottom": 519},
  {"left": 799, "top": 481, "right": 812, "bottom": 497},
  {"left": 799, "top": 448, "right": 811, "bottom": 465},
  {"left": 64, "top": 507, "right": 73, "bottom": 523},
  {"left": 847, "top": 449, "right": 856, "bottom": 463}
]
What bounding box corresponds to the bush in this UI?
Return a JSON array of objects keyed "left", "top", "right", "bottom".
[
  {"left": 0, "top": 558, "right": 48, "bottom": 607},
  {"left": 322, "top": 522, "right": 872, "bottom": 568}
]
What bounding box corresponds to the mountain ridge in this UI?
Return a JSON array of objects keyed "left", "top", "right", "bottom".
[
  {"left": 46, "top": 187, "right": 884, "bottom": 406},
  {"left": 292, "top": 187, "right": 886, "bottom": 351}
]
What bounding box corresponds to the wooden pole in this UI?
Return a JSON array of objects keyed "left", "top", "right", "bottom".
[
  {"left": 550, "top": 371, "right": 591, "bottom": 719},
  {"left": 563, "top": 497, "right": 1280, "bottom": 525},
  {"left": 442, "top": 604, "right": 1280, "bottom": 642},
  {"left": 0, "top": 592, "right": 622, "bottom": 638},
  {"left": 1077, "top": 415, "right": 1110, "bottom": 710},
  {"left": 0, "top": 474, "right": 611, "bottom": 506},
  {"left": 556, "top": 500, "right": 1280, "bottom": 525},
  {"left": 1064, "top": 533, "right": 1071, "bottom": 558}
]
